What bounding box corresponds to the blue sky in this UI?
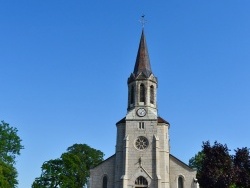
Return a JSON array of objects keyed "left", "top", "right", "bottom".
[{"left": 0, "top": 1, "right": 250, "bottom": 187}]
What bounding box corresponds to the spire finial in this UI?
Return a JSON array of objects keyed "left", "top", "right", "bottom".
[{"left": 139, "top": 15, "right": 147, "bottom": 28}]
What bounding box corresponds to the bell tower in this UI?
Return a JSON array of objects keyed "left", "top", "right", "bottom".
[
  {"left": 115, "top": 29, "right": 170, "bottom": 188},
  {"left": 127, "top": 29, "right": 158, "bottom": 120}
]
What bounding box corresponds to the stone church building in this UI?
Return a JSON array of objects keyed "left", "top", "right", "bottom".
[{"left": 89, "top": 30, "right": 199, "bottom": 188}]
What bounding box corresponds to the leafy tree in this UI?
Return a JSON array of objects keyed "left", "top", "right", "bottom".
[
  {"left": 0, "top": 121, "right": 23, "bottom": 188},
  {"left": 189, "top": 151, "right": 204, "bottom": 173},
  {"left": 191, "top": 141, "right": 233, "bottom": 188},
  {"left": 0, "top": 121, "right": 23, "bottom": 164},
  {"left": 33, "top": 159, "right": 64, "bottom": 188},
  {"left": 0, "top": 161, "right": 18, "bottom": 188},
  {"left": 233, "top": 147, "right": 250, "bottom": 188},
  {"left": 32, "top": 144, "right": 104, "bottom": 188}
]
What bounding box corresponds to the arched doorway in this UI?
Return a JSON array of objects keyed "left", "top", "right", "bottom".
[{"left": 135, "top": 176, "right": 148, "bottom": 188}]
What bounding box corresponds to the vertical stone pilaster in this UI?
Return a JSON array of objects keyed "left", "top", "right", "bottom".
[
  {"left": 121, "top": 135, "right": 129, "bottom": 187},
  {"left": 154, "top": 135, "right": 161, "bottom": 188}
]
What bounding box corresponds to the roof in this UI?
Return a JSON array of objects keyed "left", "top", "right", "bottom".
[
  {"left": 116, "top": 117, "right": 126, "bottom": 124},
  {"left": 133, "top": 29, "right": 152, "bottom": 78},
  {"left": 157, "top": 116, "right": 170, "bottom": 125},
  {"left": 90, "top": 154, "right": 116, "bottom": 170},
  {"left": 116, "top": 116, "right": 170, "bottom": 125}
]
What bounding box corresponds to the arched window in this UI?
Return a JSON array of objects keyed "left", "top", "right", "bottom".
[
  {"left": 130, "top": 85, "right": 135, "bottom": 104},
  {"left": 140, "top": 84, "right": 145, "bottom": 102},
  {"left": 178, "top": 176, "right": 184, "bottom": 188},
  {"left": 135, "top": 176, "right": 148, "bottom": 187},
  {"left": 103, "top": 175, "right": 108, "bottom": 188},
  {"left": 150, "top": 85, "right": 154, "bottom": 104}
]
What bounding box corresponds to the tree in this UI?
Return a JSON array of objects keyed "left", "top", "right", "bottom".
[
  {"left": 32, "top": 143, "right": 104, "bottom": 188},
  {"left": 0, "top": 161, "right": 18, "bottom": 188},
  {"left": 0, "top": 121, "right": 24, "bottom": 188},
  {"left": 189, "top": 151, "right": 204, "bottom": 173},
  {"left": 233, "top": 147, "right": 250, "bottom": 188},
  {"left": 32, "top": 159, "right": 64, "bottom": 188},
  {"left": 190, "top": 141, "right": 233, "bottom": 188}
]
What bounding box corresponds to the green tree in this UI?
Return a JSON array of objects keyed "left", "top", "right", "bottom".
[
  {"left": 233, "top": 147, "right": 250, "bottom": 188},
  {"left": 33, "top": 159, "right": 64, "bottom": 188},
  {"left": 189, "top": 151, "right": 204, "bottom": 173},
  {"left": 32, "top": 144, "right": 104, "bottom": 188},
  {"left": 0, "top": 121, "right": 24, "bottom": 188},
  {"left": 0, "top": 161, "right": 18, "bottom": 188}
]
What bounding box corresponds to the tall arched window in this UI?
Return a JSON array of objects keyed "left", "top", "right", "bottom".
[
  {"left": 103, "top": 175, "right": 108, "bottom": 188},
  {"left": 140, "top": 84, "right": 145, "bottom": 102},
  {"left": 178, "top": 176, "right": 184, "bottom": 188},
  {"left": 150, "top": 85, "right": 154, "bottom": 104},
  {"left": 130, "top": 85, "right": 135, "bottom": 104},
  {"left": 135, "top": 176, "right": 148, "bottom": 188}
]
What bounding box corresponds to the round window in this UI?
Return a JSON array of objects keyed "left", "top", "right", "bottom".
[{"left": 135, "top": 136, "right": 149, "bottom": 150}]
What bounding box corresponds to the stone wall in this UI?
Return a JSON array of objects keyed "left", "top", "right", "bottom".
[
  {"left": 89, "top": 155, "right": 115, "bottom": 188},
  {"left": 169, "top": 155, "right": 198, "bottom": 188}
]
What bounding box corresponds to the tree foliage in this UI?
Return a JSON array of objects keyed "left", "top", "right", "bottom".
[
  {"left": 189, "top": 151, "right": 204, "bottom": 173},
  {"left": 200, "top": 141, "right": 233, "bottom": 188},
  {"left": 189, "top": 141, "right": 250, "bottom": 188},
  {"left": 0, "top": 160, "right": 18, "bottom": 188},
  {"left": 233, "top": 147, "right": 250, "bottom": 188},
  {"left": 32, "top": 143, "right": 104, "bottom": 188},
  {"left": 0, "top": 121, "right": 24, "bottom": 188}
]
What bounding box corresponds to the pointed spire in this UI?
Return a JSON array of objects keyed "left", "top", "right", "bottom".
[{"left": 133, "top": 29, "right": 152, "bottom": 78}]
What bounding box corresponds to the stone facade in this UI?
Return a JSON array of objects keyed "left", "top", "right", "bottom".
[
  {"left": 89, "top": 30, "right": 199, "bottom": 188},
  {"left": 169, "top": 155, "right": 197, "bottom": 188},
  {"left": 89, "top": 155, "right": 115, "bottom": 188}
]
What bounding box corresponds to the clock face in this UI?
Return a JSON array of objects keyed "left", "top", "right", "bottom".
[{"left": 137, "top": 108, "right": 146, "bottom": 117}]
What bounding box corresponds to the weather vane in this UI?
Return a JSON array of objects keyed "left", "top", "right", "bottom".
[{"left": 140, "top": 15, "right": 147, "bottom": 28}]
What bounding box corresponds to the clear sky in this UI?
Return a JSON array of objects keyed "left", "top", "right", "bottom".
[{"left": 1, "top": 1, "right": 250, "bottom": 187}]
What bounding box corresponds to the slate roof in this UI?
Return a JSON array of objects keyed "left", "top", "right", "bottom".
[{"left": 133, "top": 29, "right": 152, "bottom": 78}]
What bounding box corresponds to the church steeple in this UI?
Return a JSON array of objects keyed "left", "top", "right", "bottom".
[
  {"left": 127, "top": 29, "right": 158, "bottom": 114},
  {"left": 90, "top": 25, "right": 197, "bottom": 188},
  {"left": 133, "top": 30, "right": 152, "bottom": 78}
]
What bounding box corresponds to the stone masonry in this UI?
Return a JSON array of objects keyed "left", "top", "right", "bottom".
[{"left": 89, "top": 30, "right": 199, "bottom": 188}]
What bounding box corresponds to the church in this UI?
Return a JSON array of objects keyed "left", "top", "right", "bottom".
[{"left": 89, "top": 29, "right": 199, "bottom": 188}]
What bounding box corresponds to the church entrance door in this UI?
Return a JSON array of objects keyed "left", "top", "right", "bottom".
[{"left": 135, "top": 176, "right": 148, "bottom": 188}]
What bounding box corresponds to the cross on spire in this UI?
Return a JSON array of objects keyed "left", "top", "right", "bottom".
[{"left": 140, "top": 15, "right": 147, "bottom": 28}]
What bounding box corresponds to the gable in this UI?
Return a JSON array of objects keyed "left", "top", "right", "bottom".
[
  {"left": 170, "top": 154, "right": 196, "bottom": 172},
  {"left": 90, "top": 154, "right": 116, "bottom": 170}
]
